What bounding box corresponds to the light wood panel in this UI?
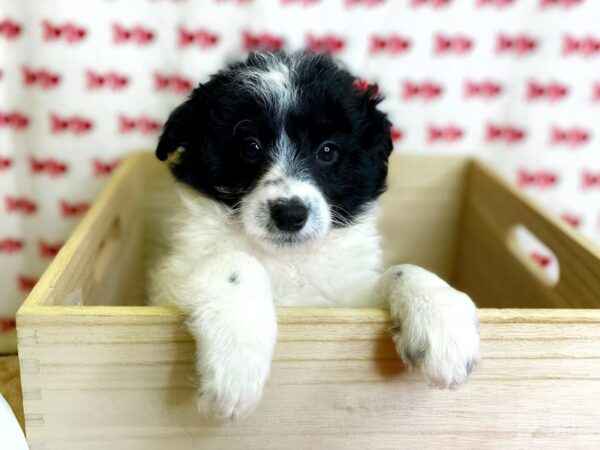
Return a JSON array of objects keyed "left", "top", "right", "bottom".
[{"left": 455, "top": 161, "right": 600, "bottom": 308}]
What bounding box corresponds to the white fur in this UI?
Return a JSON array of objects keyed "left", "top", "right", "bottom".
[{"left": 149, "top": 185, "right": 480, "bottom": 418}]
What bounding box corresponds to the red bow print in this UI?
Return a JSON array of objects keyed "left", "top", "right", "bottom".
[
  {"left": 0, "top": 238, "right": 24, "bottom": 254},
  {"left": 402, "top": 81, "right": 443, "bottom": 100},
  {"left": 370, "top": 35, "right": 411, "bottom": 55},
  {"left": 17, "top": 275, "right": 38, "bottom": 293},
  {"left": 434, "top": 34, "right": 473, "bottom": 54},
  {"left": 563, "top": 35, "right": 600, "bottom": 57},
  {"left": 113, "top": 24, "right": 155, "bottom": 45},
  {"left": 517, "top": 169, "right": 558, "bottom": 187},
  {"left": 527, "top": 81, "right": 569, "bottom": 101},
  {"left": 5, "top": 196, "right": 37, "bottom": 214},
  {"left": 0, "top": 111, "right": 29, "bottom": 130},
  {"left": 352, "top": 78, "right": 380, "bottom": 98},
  {"left": 0, "top": 316, "right": 16, "bottom": 332},
  {"left": 60, "top": 200, "right": 90, "bottom": 218},
  {"left": 39, "top": 240, "right": 64, "bottom": 258},
  {"left": 30, "top": 157, "right": 68, "bottom": 177},
  {"left": 561, "top": 213, "right": 581, "bottom": 228},
  {"left": 592, "top": 83, "right": 600, "bottom": 102},
  {"left": 281, "top": 0, "right": 319, "bottom": 4},
  {"left": 346, "top": 0, "right": 384, "bottom": 6},
  {"left": 582, "top": 171, "right": 600, "bottom": 189},
  {"left": 486, "top": 124, "right": 526, "bottom": 143},
  {"left": 390, "top": 126, "right": 403, "bottom": 143},
  {"left": 0, "top": 19, "right": 22, "bottom": 39},
  {"left": 530, "top": 251, "right": 552, "bottom": 268},
  {"left": 178, "top": 27, "right": 219, "bottom": 48},
  {"left": 93, "top": 159, "right": 120, "bottom": 177},
  {"left": 42, "top": 20, "right": 86, "bottom": 43},
  {"left": 476, "top": 0, "right": 514, "bottom": 7},
  {"left": 411, "top": 0, "right": 450, "bottom": 7},
  {"left": 86, "top": 71, "right": 129, "bottom": 90},
  {"left": 242, "top": 31, "right": 285, "bottom": 52},
  {"left": 540, "top": 0, "right": 582, "bottom": 7},
  {"left": 464, "top": 80, "right": 503, "bottom": 98},
  {"left": 496, "top": 34, "right": 538, "bottom": 55},
  {"left": 306, "top": 33, "right": 345, "bottom": 54},
  {"left": 154, "top": 74, "right": 193, "bottom": 94},
  {"left": 22, "top": 66, "right": 61, "bottom": 89},
  {"left": 118, "top": 115, "right": 160, "bottom": 134},
  {"left": 551, "top": 127, "right": 590, "bottom": 147},
  {"left": 50, "top": 114, "right": 93, "bottom": 134},
  {"left": 0, "top": 157, "right": 12, "bottom": 171},
  {"left": 427, "top": 125, "right": 464, "bottom": 143}
]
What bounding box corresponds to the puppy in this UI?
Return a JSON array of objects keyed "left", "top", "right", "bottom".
[{"left": 149, "top": 51, "right": 479, "bottom": 419}]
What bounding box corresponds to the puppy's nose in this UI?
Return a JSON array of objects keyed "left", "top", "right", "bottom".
[{"left": 269, "top": 197, "right": 308, "bottom": 232}]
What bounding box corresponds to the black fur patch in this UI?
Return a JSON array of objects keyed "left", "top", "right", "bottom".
[
  {"left": 228, "top": 272, "right": 240, "bottom": 285},
  {"left": 156, "top": 51, "right": 393, "bottom": 225}
]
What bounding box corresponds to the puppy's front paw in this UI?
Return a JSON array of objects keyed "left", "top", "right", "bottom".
[
  {"left": 196, "top": 354, "right": 270, "bottom": 420},
  {"left": 387, "top": 265, "right": 480, "bottom": 388}
]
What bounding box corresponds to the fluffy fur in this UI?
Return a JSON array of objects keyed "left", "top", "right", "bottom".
[{"left": 149, "top": 51, "right": 480, "bottom": 419}]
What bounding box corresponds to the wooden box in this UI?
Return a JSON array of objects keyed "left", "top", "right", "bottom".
[{"left": 17, "top": 152, "right": 600, "bottom": 450}]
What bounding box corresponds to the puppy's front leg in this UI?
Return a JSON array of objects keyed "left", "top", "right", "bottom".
[
  {"left": 378, "top": 264, "right": 480, "bottom": 388},
  {"left": 175, "top": 251, "right": 276, "bottom": 419}
]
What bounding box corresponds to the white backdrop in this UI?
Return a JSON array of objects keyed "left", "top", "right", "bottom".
[{"left": 1, "top": 0, "right": 600, "bottom": 332}]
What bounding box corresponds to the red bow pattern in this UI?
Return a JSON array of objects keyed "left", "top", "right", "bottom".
[
  {"left": 496, "top": 34, "right": 538, "bottom": 55},
  {"left": 518, "top": 169, "right": 559, "bottom": 187},
  {"left": 0, "top": 317, "right": 16, "bottom": 332},
  {"left": 0, "top": 19, "right": 22, "bottom": 39},
  {"left": 563, "top": 35, "right": 600, "bottom": 57},
  {"left": 118, "top": 116, "right": 161, "bottom": 134},
  {"left": 92, "top": 159, "right": 121, "bottom": 177},
  {"left": 464, "top": 80, "right": 503, "bottom": 98},
  {"left": 0, "top": 157, "right": 13, "bottom": 171},
  {"left": 486, "top": 124, "right": 526, "bottom": 144},
  {"left": 402, "top": 81, "right": 443, "bottom": 100},
  {"left": 39, "top": 240, "right": 64, "bottom": 258},
  {"left": 434, "top": 34, "right": 473, "bottom": 54},
  {"left": 17, "top": 275, "right": 38, "bottom": 293},
  {"left": 242, "top": 31, "right": 285, "bottom": 52},
  {"left": 411, "top": 0, "right": 450, "bottom": 7},
  {"left": 30, "top": 157, "right": 68, "bottom": 177},
  {"left": 43, "top": 20, "right": 86, "bottom": 43},
  {"left": 1, "top": 0, "right": 600, "bottom": 334},
  {"left": 113, "top": 24, "right": 155, "bottom": 45},
  {"left": 540, "top": 0, "right": 583, "bottom": 8},
  {"left": 5, "top": 196, "right": 37, "bottom": 214},
  {"left": 306, "top": 33, "right": 345, "bottom": 54},
  {"left": 527, "top": 81, "right": 569, "bottom": 101},
  {"left": 50, "top": 114, "right": 93, "bottom": 134},
  {"left": 23, "top": 66, "right": 61, "bottom": 89},
  {"left": 60, "top": 201, "right": 90, "bottom": 218},
  {"left": 0, "top": 111, "right": 29, "bottom": 130},
  {"left": 530, "top": 251, "right": 552, "bottom": 268},
  {"left": 551, "top": 127, "right": 590, "bottom": 147},
  {"left": 370, "top": 35, "right": 411, "bottom": 55},
  {"left": 582, "top": 171, "right": 600, "bottom": 189},
  {"left": 427, "top": 125, "right": 464, "bottom": 143},
  {"left": 87, "top": 71, "right": 129, "bottom": 90},
  {"left": 0, "top": 238, "right": 24, "bottom": 254},
  {"left": 476, "top": 0, "right": 514, "bottom": 7},
  {"left": 178, "top": 27, "right": 219, "bottom": 48}
]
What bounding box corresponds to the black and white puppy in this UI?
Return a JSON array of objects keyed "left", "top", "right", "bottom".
[{"left": 150, "top": 51, "right": 479, "bottom": 419}]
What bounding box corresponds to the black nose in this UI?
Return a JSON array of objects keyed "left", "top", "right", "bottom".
[{"left": 269, "top": 198, "right": 308, "bottom": 232}]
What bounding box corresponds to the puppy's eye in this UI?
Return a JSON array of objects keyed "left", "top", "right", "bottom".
[
  {"left": 240, "top": 138, "right": 262, "bottom": 163},
  {"left": 316, "top": 142, "right": 339, "bottom": 166}
]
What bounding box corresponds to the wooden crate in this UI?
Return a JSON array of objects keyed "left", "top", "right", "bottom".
[{"left": 17, "top": 152, "right": 600, "bottom": 450}]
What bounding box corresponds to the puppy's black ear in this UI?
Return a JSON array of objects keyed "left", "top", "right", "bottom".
[
  {"left": 156, "top": 86, "right": 207, "bottom": 162},
  {"left": 356, "top": 82, "right": 393, "bottom": 159}
]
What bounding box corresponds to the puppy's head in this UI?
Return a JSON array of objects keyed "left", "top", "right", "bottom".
[{"left": 157, "top": 51, "right": 392, "bottom": 249}]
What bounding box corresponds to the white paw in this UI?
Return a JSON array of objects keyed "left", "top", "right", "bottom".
[
  {"left": 387, "top": 264, "right": 480, "bottom": 388},
  {"left": 196, "top": 356, "right": 270, "bottom": 420}
]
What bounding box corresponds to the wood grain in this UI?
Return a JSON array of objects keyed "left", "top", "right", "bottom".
[
  {"left": 0, "top": 355, "right": 24, "bottom": 432},
  {"left": 16, "top": 152, "right": 600, "bottom": 449}
]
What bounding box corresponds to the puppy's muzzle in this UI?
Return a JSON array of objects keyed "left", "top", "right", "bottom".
[{"left": 268, "top": 197, "right": 308, "bottom": 232}]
